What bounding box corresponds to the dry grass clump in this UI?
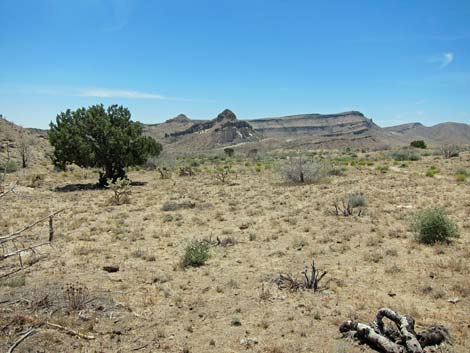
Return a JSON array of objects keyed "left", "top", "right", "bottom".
[{"left": 161, "top": 200, "right": 195, "bottom": 211}]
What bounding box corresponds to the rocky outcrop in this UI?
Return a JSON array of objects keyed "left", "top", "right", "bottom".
[{"left": 166, "top": 109, "right": 256, "bottom": 144}]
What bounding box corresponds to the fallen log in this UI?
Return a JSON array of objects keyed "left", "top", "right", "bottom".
[{"left": 339, "top": 308, "right": 449, "bottom": 353}]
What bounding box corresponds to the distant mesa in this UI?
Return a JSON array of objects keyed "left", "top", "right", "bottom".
[{"left": 142, "top": 109, "right": 470, "bottom": 152}]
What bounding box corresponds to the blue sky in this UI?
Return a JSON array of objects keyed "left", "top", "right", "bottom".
[{"left": 1, "top": 0, "right": 469, "bottom": 129}]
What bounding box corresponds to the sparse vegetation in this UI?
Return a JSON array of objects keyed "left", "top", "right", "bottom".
[
  {"left": 441, "top": 144, "right": 460, "bottom": 159},
  {"left": 410, "top": 206, "right": 459, "bottom": 244},
  {"left": 108, "top": 177, "right": 131, "bottom": 205},
  {"left": 455, "top": 168, "right": 469, "bottom": 182},
  {"left": 391, "top": 148, "right": 421, "bottom": 161},
  {"left": 223, "top": 147, "right": 234, "bottom": 157},
  {"left": 281, "top": 156, "right": 325, "bottom": 184},
  {"left": 331, "top": 192, "right": 367, "bottom": 216},
  {"left": 181, "top": 240, "right": 211, "bottom": 267}
]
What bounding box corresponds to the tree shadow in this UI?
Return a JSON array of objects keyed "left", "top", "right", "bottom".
[
  {"left": 54, "top": 180, "right": 147, "bottom": 192},
  {"left": 54, "top": 183, "right": 100, "bottom": 192}
]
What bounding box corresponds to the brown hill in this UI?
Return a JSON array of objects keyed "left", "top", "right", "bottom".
[
  {"left": 0, "top": 116, "right": 49, "bottom": 169},
  {"left": 384, "top": 122, "right": 470, "bottom": 146}
]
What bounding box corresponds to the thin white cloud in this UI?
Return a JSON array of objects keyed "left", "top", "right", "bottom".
[
  {"left": 427, "top": 52, "right": 454, "bottom": 68},
  {"left": 78, "top": 88, "right": 170, "bottom": 100}
]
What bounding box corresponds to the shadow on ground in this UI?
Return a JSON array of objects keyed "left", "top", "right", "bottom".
[{"left": 54, "top": 181, "right": 147, "bottom": 192}]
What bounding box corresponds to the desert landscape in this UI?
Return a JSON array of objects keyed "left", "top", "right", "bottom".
[
  {"left": 1, "top": 112, "right": 469, "bottom": 352},
  {"left": 2, "top": 1, "right": 470, "bottom": 352}
]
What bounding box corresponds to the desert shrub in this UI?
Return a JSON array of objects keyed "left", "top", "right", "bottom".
[
  {"left": 410, "top": 140, "right": 427, "bottom": 149},
  {"left": 391, "top": 148, "right": 421, "bottom": 161},
  {"left": 410, "top": 207, "right": 459, "bottom": 244},
  {"left": 425, "top": 166, "right": 438, "bottom": 177},
  {"left": 181, "top": 240, "right": 211, "bottom": 267},
  {"left": 161, "top": 200, "right": 195, "bottom": 211},
  {"left": 64, "top": 283, "right": 90, "bottom": 311},
  {"left": 1, "top": 159, "right": 18, "bottom": 173},
  {"left": 331, "top": 192, "right": 367, "bottom": 216},
  {"left": 348, "top": 192, "right": 367, "bottom": 208},
  {"left": 455, "top": 168, "right": 469, "bottom": 182},
  {"left": 281, "top": 157, "right": 326, "bottom": 184},
  {"left": 214, "top": 165, "right": 233, "bottom": 183},
  {"left": 29, "top": 174, "right": 46, "bottom": 188},
  {"left": 327, "top": 164, "right": 346, "bottom": 176},
  {"left": 108, "top": 178, "right": 131, "bottom": 205},
  {"left": 376, "top": 165, "right": 389, "bottom": 173},
  {"left": 440, "top": 145, "right": 460, "bottom": 159},
  {"left": 224, "top": 147, "right": 234, "bottom": 157}
]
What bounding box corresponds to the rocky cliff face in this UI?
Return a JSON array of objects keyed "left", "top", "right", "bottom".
[{"left": 148, "top": 109, "right": 257, "bottom": 151}]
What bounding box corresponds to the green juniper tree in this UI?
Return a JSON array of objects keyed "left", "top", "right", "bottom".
[{"left": 49, "top": 104, "right": 161, "bottom": 186}]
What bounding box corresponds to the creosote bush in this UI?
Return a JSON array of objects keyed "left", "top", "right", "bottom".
[
  {"left": 181, "top": 240, "right": 211, "bottom": 268},
  {"left": 410, "top": 206, "right": 459, "bottom": 244}
]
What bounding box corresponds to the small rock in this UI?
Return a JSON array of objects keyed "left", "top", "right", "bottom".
[
  {"left": 103, "top": 265, "right": 120, "bottom": 273},
  {"left": 240, "top": 337, "right": 258, "bottom": 347},
  {"left": 447, "top": 297, "right": 460, "bottom": 304},
  {"left": 388, "top": 292, "right": 396, "bottom": 297}
]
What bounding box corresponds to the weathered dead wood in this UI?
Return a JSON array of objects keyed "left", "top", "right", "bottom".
[
  {"left": 7, "top": 328, "right": 37, "bottom": 353},
  {"left": 0, "top": 209, "right": 64, "bottom": 278},
  {"left": 339, "top": 308, "right": 449, "bottom": 353},
  {"left": 0, "top": 242, "right": 51, "bottom": 261},
  {"left": 45, "top": 321, "right": 95, "bottom": 340},
  {"left": 0, "top": 209, "right": 64, "bottom": 243}
]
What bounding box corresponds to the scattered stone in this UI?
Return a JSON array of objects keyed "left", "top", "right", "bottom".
[
  {"left": 447, "top": 297, "right": 460, "bottom": 304},
  {"left": 103, "top": 265, "right": 120, "bottom": 273},
  {"left": 240, "top": 337, "right": 258, "bottom": 347},
  {"left": 388, "top": 291, "right": 396, "bottom": 297}
]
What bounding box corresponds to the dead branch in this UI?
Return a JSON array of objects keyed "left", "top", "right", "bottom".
[
  {"left": 7, "top": 328, "right": 37, "bottom": 353},
  {"left": 339, "top": 307, "right": 449, "bottom": 353},
  {"left": 0, "top": 209, "right": 64, "bottom": 278},
  {"left": 0, "top": 209, "right": 64, "bottom": 243},
  {"left": 0, "top": 242, "right": 51, "bottom": 261},
  {"left": 45, "top": 321, "right": 95, "bottom": 340}
]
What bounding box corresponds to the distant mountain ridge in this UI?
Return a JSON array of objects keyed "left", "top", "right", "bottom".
[
  {"left": 383, "top": 121, "right": 470, "bottom": 145},
  {"left": 142, "top": 109, "right": 470, "bottom": 151},
  {"left": 2, "top": 110, "right": 469, "bottom": 155}
]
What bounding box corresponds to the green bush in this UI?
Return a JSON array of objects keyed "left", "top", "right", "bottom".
[
  {"left": 182, "top": 240, "right": 211, "bottom": 267},
  {"left": 425, "top": 166, "right": 438, "bottom": 177},
  {"left": 410, "top": 207, "right": 459, "bottom": 244},
  {"left": 1, "top": 160, "right": 19, "bottom": 173},
  {"left": 410, "top": 140, "right": 426, "bottom": 149}
]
